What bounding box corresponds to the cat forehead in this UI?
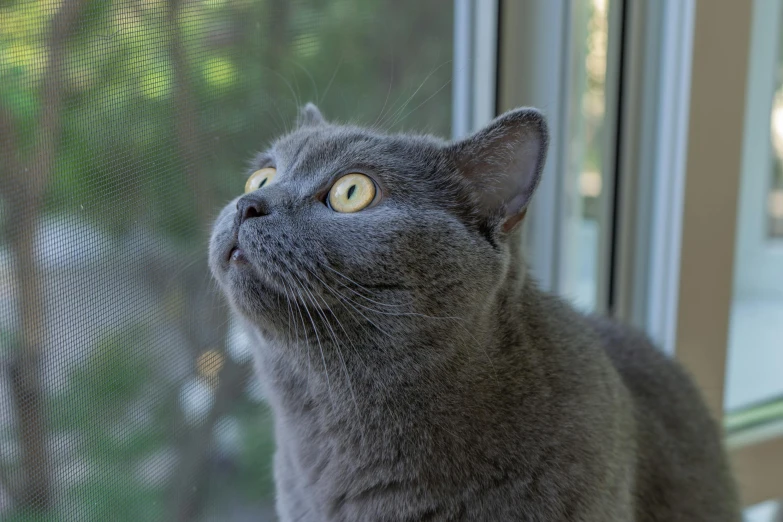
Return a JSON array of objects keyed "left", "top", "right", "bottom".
[
  {"left": 273, "top": 126, "right": 379, "bottom": 166},
  {"left": 266, "top": 125, "right": 445, "bottom": 176}
]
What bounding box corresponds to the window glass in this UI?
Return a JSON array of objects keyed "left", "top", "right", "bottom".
[
  {"left": 560, "top": 0, "right": 612, "bottom": 311},
  {"left": 0, "top": 1, "right": 452, "bottom": 518},
  {"left": 745, "top": 500, "right": 783, "bottom": 522},
  {"left": 725, "top": 0, "right": 783, "bottom": 428}
]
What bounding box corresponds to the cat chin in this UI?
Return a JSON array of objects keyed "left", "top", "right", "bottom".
[{"left": 226, "top": 287, "right": 285, "bottom": 334}]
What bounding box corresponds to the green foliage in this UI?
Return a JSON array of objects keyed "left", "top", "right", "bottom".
[
  {"left": 1, "top": 0, "right": 452, "bottom": 241},
  {"left": 3, "top": 510, "right": 56, "bottom": 522},
  {"left": 236, "top": 405, "right": 276, "bottom": 498},
  {"left": 0, "top": 0, "right": 452, "bottom": 518},
  {"left": 0, "top": 327, "right": 19, "bottom": 357},
  {"left": 48, "top": 326, "right": 163, "bottom": 454}
]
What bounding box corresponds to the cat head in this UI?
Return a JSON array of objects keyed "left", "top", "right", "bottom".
[{"left": 209, "top": 103, "right": 548, "bottom": 364}]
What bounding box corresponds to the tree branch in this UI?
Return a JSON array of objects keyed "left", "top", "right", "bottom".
[
  {"left": 163, "top": 0, "right": 252, "bottom": 518},
  {"left": 168, "top": 357, "right": 251, "bottom": 522},
  {"left": 167, "top": 0, "right": 212, "bottom": 224},
  {"left": 25, "top": 0, "right": 88, "bottom": 203},
  {"left": 4, "top": 0, "right": 89, "bottom": 513},
  {"left": 0, "top": 108, "right": 22, "bottom": 199}
]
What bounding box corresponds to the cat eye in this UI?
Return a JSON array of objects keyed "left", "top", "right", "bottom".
[
  {"left": 244, "top": 167, "right": 277, "bottom": 194},
  {"left": 328, "top": 173, "right": 376, "bottom": 213}
]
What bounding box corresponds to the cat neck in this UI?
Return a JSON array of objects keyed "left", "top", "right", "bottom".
[
  {"left": 253, "top": 262, "right": 557, "bottom": 441},
  {"left": 254, "top": 277, "right": 591, "bottom": 503}
]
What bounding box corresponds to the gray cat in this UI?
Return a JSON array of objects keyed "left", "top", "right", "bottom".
[{"left": 208, "top": 104, "right": 740, "bottom": 521}]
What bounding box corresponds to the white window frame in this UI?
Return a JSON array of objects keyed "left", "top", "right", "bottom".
[
  {"left": 452, "top": 0, "right": 499, "bottom": 139},
  {"left": 491, "top": 0, "right": 783, "bottom": 509},
  {"left": 496, "top": 0, "right": 572, "bottom": 293},
  {"left": 611, "top": 0, "right": 694, "bottom": 351},
  {"left": 616, "top": 0, "right": 783, "bottom": 508}
]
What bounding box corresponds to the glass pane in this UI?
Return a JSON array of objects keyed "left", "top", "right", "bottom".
[
  {"left": 559, "top": 0, "right": 613, "bottom": 311},
  {"left": 0, "top": 1, "right": 452, "bottom": 519},
  {"left": 745, "top": 500, "right": 783, "bottom": 522},
  {"left": 725, "top": 0, "right": 783, "bottom": 425}
]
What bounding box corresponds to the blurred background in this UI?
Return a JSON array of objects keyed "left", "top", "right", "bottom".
[{"left": 0, "top": 0, "right": 780, "bottom": 520}]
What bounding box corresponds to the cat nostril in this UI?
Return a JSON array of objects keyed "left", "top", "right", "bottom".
[
  {"left": 243, "top": 204, "right": 263, "bottom": 220},
  {"left": 237, "top": 195, "right": 270, "bottom": 225}
]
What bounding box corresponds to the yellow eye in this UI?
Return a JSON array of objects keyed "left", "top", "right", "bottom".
[
  {"left": 244, "top": 167, "right": 276, "bottom": 194},
  {"left": 328, "top": 173, "right": 376, "bottom": 213}
]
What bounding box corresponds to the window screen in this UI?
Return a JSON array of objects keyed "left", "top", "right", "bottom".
[{"left": 0, "top": 1, "right": 452, "bottom": 519}]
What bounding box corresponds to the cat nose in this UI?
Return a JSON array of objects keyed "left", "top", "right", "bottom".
[{"left": 236, "top": 193, "right": 271, "bottom": 225}]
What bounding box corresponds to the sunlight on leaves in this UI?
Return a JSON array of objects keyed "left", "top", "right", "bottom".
[{"left": 202, "top": 56, "right": 238, "bottom": 89}]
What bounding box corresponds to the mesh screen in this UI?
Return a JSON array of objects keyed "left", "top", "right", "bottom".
[{"left": 0, "top": 1, "right": 452, "bottom": 519}]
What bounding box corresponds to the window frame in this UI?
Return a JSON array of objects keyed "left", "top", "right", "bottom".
[
  {"left": 497, "top": 0, "right": 572, "bottom": 292},
  {"left": 615, "top": 0, "right": 783, "bottom": 507},
  {"left": 496, "top": 0, "right": 783, "bottom": 508},
  {"left": 452, "top": 0, "right": 499, "bottom": 139},
  {"left": 610, "top": 0, "right": 695, "bottom": 348},
  {"left": 498, "top": 0, "right": 623, "bottom": 313}
]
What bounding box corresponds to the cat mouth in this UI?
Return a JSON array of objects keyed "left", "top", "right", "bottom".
[
  {"left": 228, "top": 245, "right": 247, "bottom": 263},
  {"left": 225, "top": 227, "right": 246, "bottom": 264}
]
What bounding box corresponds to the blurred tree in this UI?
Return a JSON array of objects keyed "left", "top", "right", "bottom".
[
  {"left": 0, "top": 0, "right": 452, "bottom": 519},
  {"left": 0, "top": 0, "right": 89, "bottom": 511}
]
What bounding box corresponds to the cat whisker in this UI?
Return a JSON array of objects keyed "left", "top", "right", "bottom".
[
  {"left": 372, "top": 65, "right": 429, "bottom": 131},
  {"left": 306, "top": 273, "right": 397, "bottom": 340},
  {"left": 261, "top": 104, "right": 288, "bottom": 138},
  {"left": 258, "top": 65, "right": 302, "bottom": 132},
  {"left": 307, "top": 273, "right": 400, "bottom": 373},
  {"left": 315, "top": 271, "right": 436, "bottom": 322},
  {"left": 289, "top": 275, "right": 334, "bottom": 407},
  {"left": 291, "top": 67, "right": 303, "bottom": 115},
  {"left": 296, "top": 273, "right": 367, "bottom": 441},
  {"left": 278, "top": 279, "right": 319, "bottom": 407},
  {"left": 255, "top": 97, "right": 289, "bottom": 137},
  {"left": 316, "top": 285, "right": 447, "bottom": 321},
  {"left": 390, "top": 76, "right": 452, "bottom": 130},
  {"left": 310, "top": 268, "right": 497, "bottom": 383},
  {"left": 321, "top": 265, "right": 411, "bottom": 308},
  {"left": 302, "top": 274, "right": 369, "bottom": 366},
  {"left": 373, "top": 51, "right": 395, "bottom": 129},
  {"left": 278, "top": 277, "right": 295, "bottom": 344},
  {"left": 320, "top": 57, "right": 343, "bottom": 106},
  {"left": 285, "top": 278, "right": 313, "bottom": 388},
  {"left": 290, "top": 60, "right": 318, "bottom": 107},
  {"left": 301, "top": 268, "right": 410, "bottom": 432},
  {"left": 379, "top": 60, "right": 452, "bottom": 130},
  {"left": 328, "top": 277, "right": 411, "bottom": 312}
]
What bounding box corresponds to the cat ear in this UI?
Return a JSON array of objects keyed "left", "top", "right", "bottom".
[
  {"left": 446, "top": 108, "right": 548, "bottom": 233},
  {"left": 298, "top": 102, "right": 326, "bottom": 127}
]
